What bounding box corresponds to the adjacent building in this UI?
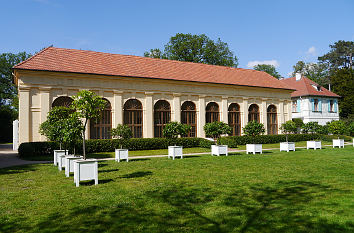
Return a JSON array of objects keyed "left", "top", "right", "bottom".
[
  {"left": 280, "top": 74, "right": 340, "bottom": 125},
  {"left": 13, "top": 47, "right": 294, "bottom": 144}
]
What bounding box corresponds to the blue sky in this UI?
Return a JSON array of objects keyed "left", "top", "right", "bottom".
[{"left": 1, "top": 0, "right": 353, "bottom": 77}]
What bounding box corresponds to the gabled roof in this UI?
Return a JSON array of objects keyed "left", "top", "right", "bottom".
[
  {"left": 280, "top": 76, "right": 340, "bottom": 98},
  {"left": 14, "top": 47, "right": 294, "bottom": 91}
]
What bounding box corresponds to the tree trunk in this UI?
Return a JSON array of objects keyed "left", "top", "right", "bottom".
[{"left": 82, "top": 120, "right": 88, "bottom": 160}]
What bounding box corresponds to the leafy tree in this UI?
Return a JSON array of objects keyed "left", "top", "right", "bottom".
[
  {"left": 291, "top": 61, "right": 329, "bottom": 87},
  {"left": 163, "top": 122, "right": 191, "bottom": 139},
  {"left": 0, "top": 105, "right": 17, "bottom": 142},
  {"left": 318, "top": 40, "right": 354, "bottom": 70},
  {"left": 144, "top": 33, "right": 238, "bottom": 67},
  {"left": 292, "top": 118, "right": 304, "bottom": 134},
  {"left": 204, "top": 121, "right": 231, "bottom": 145},
  {"left": 253, "top": 64, "right": 282, "bottom": 79},
  {"left": 62, "top": 113, "right": 83, "bottom": 155},
  {"left": 0, "top": 52, "right": 32, "bottom": 108},
  {"left": 347, "top": 122, "right": 354, "bottom": 136},
  {"left": 328, "top": 120, "right": 346, "bottom": 139},
  {"left": 71, "top": 90, "right": 106, "bottom": 159},
  {"left": 39, "top": 106, "right": 72, "bottom": 150},
  {"left": 242, "top": 121, "right": 265, "bottom": 141},
  {"left": 301, "top": 122, "right": 322, "bottom": 140},
  {"left": 280, "top": 120, "right": 297, "bottom": 142},
  {"left": 111, "top": 124, "right": 133, "bottom": 149},
  {"left": 330, "top": 68, "right": 354, "bottom": 118}
]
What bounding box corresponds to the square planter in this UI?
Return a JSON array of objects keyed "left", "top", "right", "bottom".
[
  {"left": 168, "top": 146, "right": 183, "bottom": 160},
  {"left": 53, "top": 150, "right": 68, "bottom": 166},
  {"left": 307, "top": 141, "right": 322, "bottom": 150},
  {"left": 332, "top": 139, "right": 344, "bottom": 148},
  {"left": 58, "top": 154, "right": 71, "bottom": 171},
  {"left": 246, "top": 144, "right": 263, "bottom": 154},
  {"left": 280, "top": 142, "right": 295, "bottom": 152},
  {"left": 65, "top": 156, "right": 83, "bottom": 177},
  {"left": 211, "top": 145, "right": 228, "bottom": 156},
  {"left": 115, "top": 149, "right": 129, "bottom": 162},
  {"left": 73, "top": 159, "right": 98, "bottom": 187}
]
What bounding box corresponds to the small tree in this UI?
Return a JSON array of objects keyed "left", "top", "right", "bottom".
[
  {"left": 39, "top": 106, "right": 72, "bottom": 151},
  {"left": 301, "top": 122, "right": 321, "bottom": 140},
  {"left": 71, "top": 90, "right": 106, "bottom": 159},
  {"left": 204, "top": 121, "right": 231, "bottom": 145},
  {"left": 62, "top": 113, "right": 84, "bottom": 155},
  {"left": 292, "top": 118, "right": 304, "bottom": 134},
  {"left": 243, "top": 121, "right": 265, "bottom": 143},
  {"left": 111, "top": 124, "right": 133, "bottom": 149},
  {"left": 163, "top": 122, "right": 191, "bottom": 139},
  {"left": 280, "top": 120, "right": 297, "bottom": 142},
  {"left": 328, "top": 120, "right": 346, "bottom": 139}
]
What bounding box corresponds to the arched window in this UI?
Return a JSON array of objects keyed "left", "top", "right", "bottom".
[
  {"left": 124, "top": 99, "right": 143, "bottom": 138},
  {"left": 154, "top": 100, "right": 171, "bottom": 137},
  {"left": 52, "top": 96, "right": 73, "bottom": 108},
  {"left": 181, "top": 101, "right": 196, "bottom": 137},
  {"left": 228, "top": 103, "right": 241, "bottom": 136},
  {"left": 90, "top": 99, "right": 112, "bottom": 139},
  {"left": 248, "top": 104, "right": 259, "bottom": 123},
  {"left": 267, "top": 105, "right": 277, "bottom": 135},
  {"left": 206, "top": 102, "right": 219, "bottom": 123}
]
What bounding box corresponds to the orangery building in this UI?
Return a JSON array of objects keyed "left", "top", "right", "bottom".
[{"left": 13, "top": 47, "right": 294, "bottom": 144}]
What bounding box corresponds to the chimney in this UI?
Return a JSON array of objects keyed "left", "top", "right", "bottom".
[{"left": 295, "top": 73, "right": 301, "bottom": 81}]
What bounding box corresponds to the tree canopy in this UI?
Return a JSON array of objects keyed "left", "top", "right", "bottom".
[
  {"left": 291, "top": 61, "right": 329, "bottom": 87},
  {"left": 253, "top": 64, "right": 282, "bottom": 79},
  {"left": 0, "top": 52, "right": 31, "bottom": 108},
  {"left": 318, "top": 40, "right": 354, "bottom": 70},
  {"left": 144, "top": 33, "right": 238, "bottom": 67}
]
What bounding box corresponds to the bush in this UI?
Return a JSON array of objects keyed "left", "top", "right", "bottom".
[{"left": 18, "top": 137, "right": 206, "bottom": 158}]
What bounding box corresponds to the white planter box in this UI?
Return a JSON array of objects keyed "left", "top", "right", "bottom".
[
  {"left": 58, "top": 154, "right": 71, "bottom": 171},
  {"left": 246, "top": 144, "right": 263, "bottom": 154},
  {"left": 65, "top": 156, "right": 83, "bottom": 177},
  {"left": 168, "top": 146, "right": 183, "bottom": 160},
  {"left": 280, "top": 142, "right": 295, "bottom": 152},
  {"left": 332, "top": 139, "right": 344, "bottom": 148},
  {"left": 211, "top": 145, "right": 228, "bottom": 156},
  {"left": 115, "top": 149, "right": 129, "bottom": 162},
  {"left": 53, "top": 150, "right": 68, "bottom": 166},
  {"left": 307, "top": 141, "right": 322, "bottom": 150},
  {"left": 73, "top": 159, "right": 98, "bottom": 187}
]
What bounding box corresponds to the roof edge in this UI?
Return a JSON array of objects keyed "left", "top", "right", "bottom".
[{"left": 12, "top": 46, "right": 53, "bottom": 69}]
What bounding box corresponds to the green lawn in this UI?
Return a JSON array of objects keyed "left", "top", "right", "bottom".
[{"left": 1, "top": 147, "right": 354, "bottom": 232}]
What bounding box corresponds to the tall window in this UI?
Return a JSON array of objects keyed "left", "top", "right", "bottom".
[
  {"left": 292, "top": 100, "right": 297, "bottom": 112},
  {"left": 90, "top": 99, "right": 112, "bottom": 139},
  {"left": 248, "top": 104, "right": 259, "bottom": 123},
  {"left": 52, "top": 96, "right": 73, "bottom": 108},
  {"left": 206, "top": 102, "right": 219, "bottom": 123},
  {"left": 181, "top": 101, "right": 197, "bottom": 137},
  {"left": 267, "top": 105, "right": 277, "bottom": 135},
  {"left": 154, "top": 100, "right": 171, "bottom": 137},
  {"left": 329, "top": 100, "right": 334, "bottom": 112},
  {"left": 124, "top": 99, "right": 143, "bottom": 138},
  {"left": 228, "top": 103, "right": 241, "bottom": 136},
  {"left": 314, "top": 99, "right": 319, "bottom": 111}
]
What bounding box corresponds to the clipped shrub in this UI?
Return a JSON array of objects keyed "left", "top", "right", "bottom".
[{"left": 18, "top": 141, "right": 60, "bottom": 158}]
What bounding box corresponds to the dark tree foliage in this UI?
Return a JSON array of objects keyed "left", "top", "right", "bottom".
[
  {"left": 330, "top": 68, "right": 354, "bottom": 118},
  {"left": 318, "top": 40, "right": 354, "bottom": 70},
  {"left": 0, "top": 52, "right": 32, "bottom": 108},
  {"left": 291, "top": 61, "right": 329, "bottom": 87},
  {"left": 253, "top": 64, "right": 282, "bottom": 79},
  {"left": 144, "top": 33, "right": 238, "bottom": 67},
  {"left": 0, "top": 105, "right": 17, "bottom": 142}
]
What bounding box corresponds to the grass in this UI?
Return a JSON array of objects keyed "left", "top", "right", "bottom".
[{"left": 1, "top": 146, "right": 353, "bottom": 232}]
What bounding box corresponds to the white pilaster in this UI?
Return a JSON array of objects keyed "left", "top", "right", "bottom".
[
  {"left": 241, "top": 98, "right": 248, "bottom": 135},
  {"left": 144, "top": 92, "right": 154, "bottom": 138},
  {"left": 197, "top": 95, "right": 206, "bottom": 138},
  {"left": 172, "top": 93, "right": 181, "bottom": 122},
  {"left": 113, "top": 91, "right": 123, "bottom": 127},
  {"left": 221, "top": 97, "right": 228, "bottom": 123},
  {"left": 19, "top": 87, "right": 31, "bottom": 143},
  {"left": 40, "top": 88, "right": 51, "bottom": 140},
  {"left": 261, "top": 99, "right": 267, "bottom": 133}
]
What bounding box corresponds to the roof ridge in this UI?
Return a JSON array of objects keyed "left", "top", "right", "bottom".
[{"left": 13, "top": 46, "right": 53, "bottom": 68}]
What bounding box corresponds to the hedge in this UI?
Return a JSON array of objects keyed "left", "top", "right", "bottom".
[
  {"left": 18, "top": 137, "right": 212, "bottom": 158},
  {"left": 218, "top": 134, "right": 352, "bottom": 148}
]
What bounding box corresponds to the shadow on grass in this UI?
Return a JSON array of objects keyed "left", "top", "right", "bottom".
[
  {"left": 120, "top": 171, "right": 153, "bottom": 179},
  {"left": 3, "top": 181, "right": 353, "bottom": 232},
  {"left": 87, "top": 153, "right": 113, "bottom": 159},
  {"left": 128, "top": 158, "right": 151, "bottom": 162},
  {"left": 0, "top": 164, "right": 37, "bottom": 175},
  {"left": 100, "top": 168, "right": 119, "bottom": 173},
  {"left": 183, "top": 155, "right": 201, "bottom": 159},
  {"left": 98, "top": 163, "right": 108, "bottom": 168}
]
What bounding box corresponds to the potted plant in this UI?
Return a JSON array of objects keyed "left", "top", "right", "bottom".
[
  {"left": 243, "top": 121, "right": 265, "bottom": 154},
  {"left": 71, "top": 90, "right": 106, "bottom": 186},
  {"left": 111, "top": 124, "right": 133, "bottom": 162},
  {"left": 163, "top": 122, "right": 191, "bottom": 159},
  {"left": 328, "top": 120, "right": 346, "bottom": 148},
  {"left": 279, "top": 120, "right": 297, "bottom": 152},
  {"left": 204, "top": 121, "right": 231, "bottom": 156},
  {"left": 302, "top": 122, "right": 322, "bottom": 150},
  {"left": 39, "top": 106, "right": 71, "bottom": 165}
]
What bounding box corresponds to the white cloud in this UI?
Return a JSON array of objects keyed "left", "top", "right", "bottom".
[
  {"left": 306, "top": 46, "right": 317, "bottom": 56},
  {"left": 247, "top": 59, "right": 280, "bottom": 68}
]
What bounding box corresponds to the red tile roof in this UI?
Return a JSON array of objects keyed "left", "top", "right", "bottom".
[
  {"left": 280, "top": 76, "right": 340, "bottom": 98},
  {"left": 14, "top": 47, "right": 293, "bottom": 91}
]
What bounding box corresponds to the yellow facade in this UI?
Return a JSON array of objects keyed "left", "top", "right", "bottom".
[{"left": 14, "top": 70, "right": 293, "bottom": 144}]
